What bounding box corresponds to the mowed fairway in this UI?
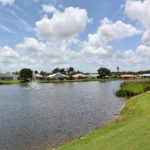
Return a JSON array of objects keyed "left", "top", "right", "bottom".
[
  {"left": 57, "top": 92, "right": 150, "bottom": 150},
  {"left": 0, "top": 80, "right": 25, "bottom": 85}
]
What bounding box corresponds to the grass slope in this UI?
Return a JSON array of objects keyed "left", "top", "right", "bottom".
[
  {"left": 57, "top": 92, "right": 150, "bottom": 150},
  {"left": 0, "top": 80, "right": 25, "bottom": 85}
]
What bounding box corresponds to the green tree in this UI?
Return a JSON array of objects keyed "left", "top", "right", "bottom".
[
  {"left": 20, "top": 68, "right": 32, "bottom": 80},
  {"left": 67, "top": 67, "right": 74, "bottom": 75},
  {"left": 59, "top": 68, "right": 65, "bottom": 74},
  {"left": 52, "top": 68, "right": 66, "bottom": 74},
  {"left": 40, "top": 71, "right": 47, "bottom": 76},
  {"left": 52, "top": 68, "right": 60, "bottom": 74},
  {"left": 98, "top": 67, "right": 111, "bottom": 78},
  {"left": 34, "top": 70, "right": 38, "bottom": 74},
  {"left": 12, "top": 71, "right": 19, "bottom": 75}
]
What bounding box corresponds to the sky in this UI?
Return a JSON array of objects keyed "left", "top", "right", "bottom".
[{"left": 0, "top": 0, "right": 150, "bottom": 73}]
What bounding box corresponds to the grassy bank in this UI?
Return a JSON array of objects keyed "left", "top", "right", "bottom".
[
  {"left": 116, "top": 80, "right": 150, "bottom": 97},
  {"left": 0, "top": 80, "right": 26, "bottom": 85},
  {"left": 55, "top": 91, "right": 150, "bottom": 150}
]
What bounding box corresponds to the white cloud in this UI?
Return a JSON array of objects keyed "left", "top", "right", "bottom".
[
  {"left": 141, "top": 29, "right": 150, "bottom": 46},
  {"left": 38, "top": 16, "right": 142, "bottom": 70},
  {"left": 0, "top": 0, "right": 15, "bottom": 5},
  {"left": 81, "top": 18, "right": 139, "bottom": 58},
  {"left": 88, "top": 18, "right": 140, "bottom": 45},
  {"left": 115, "top": 0, "right": 150, "bottom": 70},
  {"left": 15, "top": 37, "right": 80, "bottom": 69},
  {"left": 0, "top": 3, "right": 149, "bottom": 72},
  {"left": 82, "top": 43, "right": 110, "bottom": 57},
  {"left": 125, "top": 0, "right": 150, "bottom": 28},
  {"left": 136, "top": 44, "right": 150, "bottom": 57},
  {"left": 116, "top": 44, "right": 150, "bottom": 69},
  {"left": 0, "top": 46, "right": 19, "bottom": 67},
  {"left": 16, "top": 37, "right": 46, "bottom": 52},
  {"left": 42, "top": 4, "right": 58, "bottom": 13},
  {"left": 0, "top": 46, "right": 19, "bottom": 58},
  {"left": 35, "top": 6, "right": 90, "bottom": 40},
  {"left": 125, "top": 0, "right": 150, "bottom": 45},
  {"left": 117, "top": 49, "right": 142, "bottom": 66}
]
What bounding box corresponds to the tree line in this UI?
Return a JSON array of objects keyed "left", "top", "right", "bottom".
[{"left": 13, "top": 67, "right": 150, "bottom": 80}]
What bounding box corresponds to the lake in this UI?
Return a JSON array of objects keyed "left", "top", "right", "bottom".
[{"left": 0, "top": 81, "right": 125, "bottom": 150}]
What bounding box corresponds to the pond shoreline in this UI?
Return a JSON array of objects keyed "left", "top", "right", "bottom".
[
  {"left": 0, "top": 79, "right": 120, "bottom": 85},
  {"left": 1, "top": 78, "right": 149, "bottom": 85}
]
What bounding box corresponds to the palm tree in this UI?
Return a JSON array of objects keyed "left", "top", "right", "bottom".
[{"left": 116, "top": 66, "right": 120, "bottom": 73}]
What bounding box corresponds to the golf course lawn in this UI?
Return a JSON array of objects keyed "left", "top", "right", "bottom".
[
  {"left": 56, "top": 92, "right": 150, "bottom": 150},
  {"left": 0, "top": 80, "right": 25, "bottom": 85}
]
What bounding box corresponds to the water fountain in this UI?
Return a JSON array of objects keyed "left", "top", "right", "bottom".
[{"left": 28, "top": 71, "right": 38, "bottom": 89}]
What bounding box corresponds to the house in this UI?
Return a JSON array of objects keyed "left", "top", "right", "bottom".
[
  {"left": 72, "top": 73, "right": 88, "bottom": 79},
  {"left": 0, "top": 73, "right": 19, "bottom": 80},
  {"left": 120, "top": 74, "right": 136, "bottom": 79},
  {"left": 47, "top": 73, "right": 68, "bottom": 80},
  {"left": 137, "top": 74, "right": 150, "bottom": 78},
  {"left": 35, "top": 74, "right": 44, "bottom": 80},
  {"left": 87, "top": 73, "right": 99, "bottom": 78},
  {"left": 88, "top": 73, "right": 99, "bottom": 78}
]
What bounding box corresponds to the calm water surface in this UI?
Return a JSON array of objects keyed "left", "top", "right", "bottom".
[{"left": 0, "top": 81, "right": 125, "bottom": 150}]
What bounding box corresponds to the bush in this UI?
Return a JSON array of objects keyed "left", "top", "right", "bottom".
[{"left": 116, "top": 80, "right": 150, "bottom": 97}]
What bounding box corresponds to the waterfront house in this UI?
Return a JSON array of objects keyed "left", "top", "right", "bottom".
[
  {"left": 47, "top": 73, "right": 68, "bottom": 80},
  {"left": 137, "top": 74, "right": 150, "bottom": 78},
  {"left": 120, "top": 74, "right": 136, "bottom": 79},
  {"left": 0, "top": 73, "right": 19, "bottom": 80},
  {"left": 87, "top": 73, "right": 99, "bottom": 79},
  {"left": 35, "top": 74, "right": 44, "bottom": 80},
  {"left": 72, "top": 73, "right": 87, "bottom": 79}
]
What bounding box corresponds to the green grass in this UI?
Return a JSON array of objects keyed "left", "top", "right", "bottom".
[
  {"left": 55, "top": 92, "right": 150, "bottom": 150},
  {"left": 116, "top": 80, "right": 150, "bottom": 97},
  {"left": 0, "top": 80, "right": 26, "bottom": 85}
]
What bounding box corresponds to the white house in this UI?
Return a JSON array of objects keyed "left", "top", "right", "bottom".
[
  {"left": 88, "top": 73, "right": 99, "bottom": 78},
  {"left": 0, "top": 73, "right": 19, "bottom": 80},
  {"left": 72, "top": 73, "right": 88, "bottom": 79},
  {"left": 137, "top": 74, "right": 150, "bottom": 78},
  {"left": 120, "top": 74, "right": 136, "bottom": 79},
  {"left": 35, "top": 74, "right": 44, "bottom": 79},
  {"left": 47, "top": 73, "right": 68, "bottom": 80}
]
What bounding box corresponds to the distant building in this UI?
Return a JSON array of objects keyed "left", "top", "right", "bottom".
[
  {"left": 120, "top": 74, "right": 136, "bottom": 79},
  {"left": 72, "top": 73, "right": 87, "bottom": 79},
  {"left": 137, "top": 74, "right": 150, "bottom": 78},
  {"left": 47, "top": 73, "right": 68, "bottom": 80},
  {"left": 35, "top": 74, "right": 44, "bottom": 80},
  {"left": 87, "top": 73, "right": 99, "bottom": 78},
  {"left": 0, "top": 73, "right": 19, "bottom": 80}
]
